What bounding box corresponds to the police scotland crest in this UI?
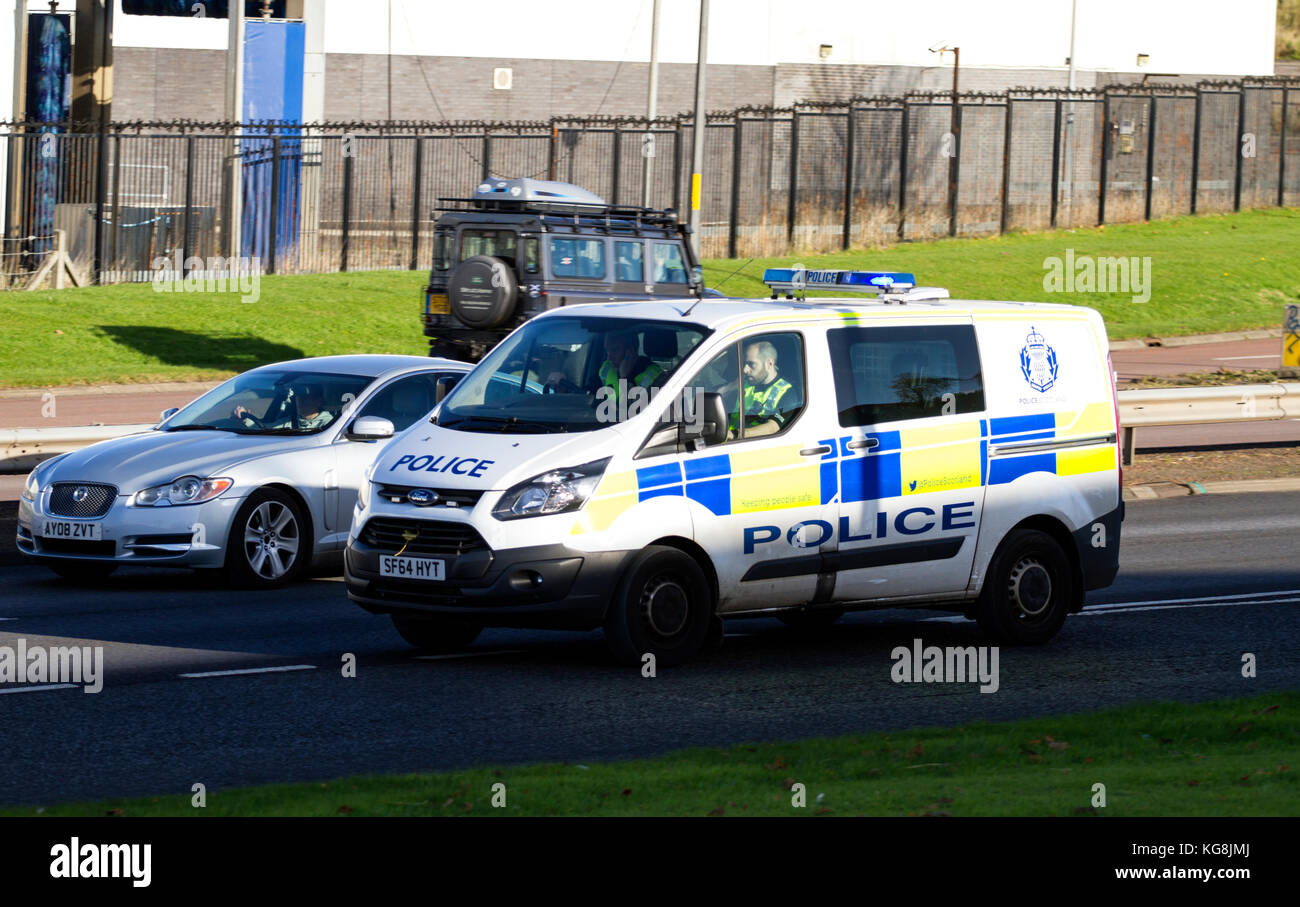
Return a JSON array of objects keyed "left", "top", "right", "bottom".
[{"left": 1019, "top": 326, "right": 1059, "bottom": 392}]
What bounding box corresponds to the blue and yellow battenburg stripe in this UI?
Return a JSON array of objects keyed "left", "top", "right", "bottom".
[{"left": 572, "top": 404, "right": 1115, "bottom": 534}]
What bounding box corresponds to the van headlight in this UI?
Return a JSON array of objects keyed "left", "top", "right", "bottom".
[
  {"left": 134, "top": 476, "right": 234, "bottom": 507},
  {"left": 492, "top": 458, "right": 610, "bottom": 520}
]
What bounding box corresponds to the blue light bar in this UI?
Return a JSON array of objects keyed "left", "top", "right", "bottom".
[{"left": 762, "top": 268, "right": 917, "bottom": 297}]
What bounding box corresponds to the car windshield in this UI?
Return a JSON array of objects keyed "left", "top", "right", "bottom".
[
  {"left": 438, "top": 316, "right": 710, "bottom": 433},
  {"left": 164, "top": 369, "right": 374, "bottom": 435}
]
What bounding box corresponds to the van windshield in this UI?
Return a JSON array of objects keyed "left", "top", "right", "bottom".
[{"left": 437, "top": 316, "right": 711, "bottom": 433}]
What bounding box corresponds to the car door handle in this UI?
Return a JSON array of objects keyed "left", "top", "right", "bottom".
[
  {"left": 799, "top": 445, "right": 832, "bottom": 457},
  {"left": 846, "top": 438, "right": 880, "bottom": 450}
]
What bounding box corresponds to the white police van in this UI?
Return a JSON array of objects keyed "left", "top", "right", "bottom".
[{"left": 345, "top": 269, "right": 1123, "bottom": 665}]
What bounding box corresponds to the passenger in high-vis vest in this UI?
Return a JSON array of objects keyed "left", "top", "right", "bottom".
[
  {"left": 596, "top": 330, "right": 662, "bottom": 404},
  {"left": 727, "top": 340, "right": 793, "bottom": 439}
]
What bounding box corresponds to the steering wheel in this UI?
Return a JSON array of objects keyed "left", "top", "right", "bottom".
[{"left": 233, "top": 407, "right": 267, "bottom": 428}]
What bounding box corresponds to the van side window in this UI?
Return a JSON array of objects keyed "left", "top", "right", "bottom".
[
  {"left": 827, "top": 324, "right": 984, "bottom": 427},
  {"left": 550, "top": 238, "right": 606, "bottom": 279},
  {"left": 689, "top": 332, "right": 805, "bottom": 444},
  {"left": 615, "top": 241, "right": 644, "bottom": 283},
  {"left": 523, "top": 237, "right": 540, "bottom": 274},
  {"left": 652, "top": 242, "right": 687, "bottom": 284}
]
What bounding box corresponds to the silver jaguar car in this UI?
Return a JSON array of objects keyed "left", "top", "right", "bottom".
[{"left": 17, "top": 355, "right": 471, "bottom": 587}]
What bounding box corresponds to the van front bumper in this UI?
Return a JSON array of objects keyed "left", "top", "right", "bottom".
[{"left": 344, "top": 537, "right": 632, "bottom": 631}]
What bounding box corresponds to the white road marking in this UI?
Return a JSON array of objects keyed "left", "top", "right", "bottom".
[
  {"left": 0, "top": 683, "right": 80, "bottom": 695},
  {"left": 1211, "top": 355, "right": 1278, "bottom": 361},
  {"left": 414, "top": 650, "right": 525, "bottom": 661},
  {"left": 1087, "top": 589, "right": 1300, "bottom": 608},
  {"left": 1077, "top": 597, "right": 1300, "bottom": 616},
  {"left": 179, "top": 664, "right": 317, "bottom": 678},
  {"left": 919, "top": 589, "right": 1300, "bottom": 622}
]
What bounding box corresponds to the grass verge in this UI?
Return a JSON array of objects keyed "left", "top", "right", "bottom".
[
  {"left": 2, "top": 208, "right": 1297, "bottom": 389},
  {"left": 6, "top": 692, "right": 1295, "bottom": 817}
]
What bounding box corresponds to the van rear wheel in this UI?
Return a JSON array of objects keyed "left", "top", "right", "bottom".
[
  {"left": 604, "top": 546, "right": 712, "bottom": 667},
  {"left": 975, "top": 528, "right": 1073, "bottom": 645}
]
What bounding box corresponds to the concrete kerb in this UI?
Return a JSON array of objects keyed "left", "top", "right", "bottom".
[
  {"left": 1109, "top": 328, "right": 1285, "bottom": 351},
  {"left": 0, "top": 380, "right": 223, "bottom": 401},
  {"left": 1123, "top": 476, "right": 1300, "bottom": 501}
]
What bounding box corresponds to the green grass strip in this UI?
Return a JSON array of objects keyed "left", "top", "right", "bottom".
[
  {"left": 2, "top": 208, "right": 1296, "bottom": 389},
  {"left": 7, "top": 691, "right": 1295, "bottom": 817}
]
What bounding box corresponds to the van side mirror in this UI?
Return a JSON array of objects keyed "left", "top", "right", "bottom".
[
  {"left": 159, "top": 407, "right": 180, "bottom": 422},
  {"left": 681, "top": 392, "right": 728, "bottom": 448},
  {"left": 435, "top": 374, "right": 461, "bottom": 404},
  {"left": 347, "top": 416, "right": 395, "bottom": 441},
  {"left": 635, "top": 391, "right": 728, "bottom": 458}
]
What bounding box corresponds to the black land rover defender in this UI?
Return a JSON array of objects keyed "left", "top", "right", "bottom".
[{"left": 423, "top": 178, "right": 704, "bottom": 361}]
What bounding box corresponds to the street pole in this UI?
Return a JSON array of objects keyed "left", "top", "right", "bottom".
[
  {"left": 641, "top": 0, "right": 660, "bottom": 208},
  {"left": 1062, "top": 0, "right": 1077, "bottom": 208},
  {"left": 689, "top": 0, "right": 708, "bottom": 259},
  {"left": 224, "top": 4, "right": 245, "bottom": 259},
  {"left": 947, "top": 46, "right": 959, "bottom": 237}
]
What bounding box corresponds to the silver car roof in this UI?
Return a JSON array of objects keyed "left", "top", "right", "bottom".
[{"left": 251, "top": 354, "right": 470, "bottom": 381}]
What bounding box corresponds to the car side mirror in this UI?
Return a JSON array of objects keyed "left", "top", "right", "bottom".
[
  {"left": 347, "top": 416, "right": 395, "bottom": 441},
  {"left": 159, "top": 407, "right": 180, "bottom": 422},
  {"left": 435, "top": 374, "right": 461, "bottom": 404}
]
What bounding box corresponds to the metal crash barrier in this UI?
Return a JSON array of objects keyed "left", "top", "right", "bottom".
[{"left": 1117, "top": 383, "right": 1300, "bottom": 465}]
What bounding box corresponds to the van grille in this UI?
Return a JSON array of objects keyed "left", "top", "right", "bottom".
[
  {"left": 374, "top": 485, "right": 484, "bottom": 509},
  {"left": 359, "top": 518, "right": 487, "bottom": 558}
]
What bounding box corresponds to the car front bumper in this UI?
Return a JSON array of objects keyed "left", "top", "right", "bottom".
[{"left": 17, "top": 490, "right": 243, "bottom": 569}]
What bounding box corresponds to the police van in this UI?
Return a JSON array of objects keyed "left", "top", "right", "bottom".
[{"left": 346, "top": 269, "right": 1123, "bottom": 665}]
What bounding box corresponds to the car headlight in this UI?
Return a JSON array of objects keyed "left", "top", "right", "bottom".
[
  {"left": 21, "top": 471, "right": 40, "bottom": 503},
  {"left": 20, "top": 454, "right": 66, "bottom": 503},
  {"left": 492, "top": 458, "right": 610, "bottom": 521},
  {"left": 133, "top": 475, "right": 234, "bottom": 507}
]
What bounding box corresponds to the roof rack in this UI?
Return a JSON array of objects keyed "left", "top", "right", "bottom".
[
  {"left": 762, "top": 268, "right": 948, "bottom": 304},
  {"left": 434, "top": 177, "right": 683, "bottom": 226}
]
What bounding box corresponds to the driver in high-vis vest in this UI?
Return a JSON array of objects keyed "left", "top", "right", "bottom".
[
  {"left": 726, "top": 340, "right": 793, "bottom": 440},
  {"left": 545, "top": 330, "right": 662, "bottom": 405}
]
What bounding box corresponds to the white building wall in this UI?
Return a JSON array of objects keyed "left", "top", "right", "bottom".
[
  {"left": 104, "top": 0, "right": 1279, "bottom": 77},
  {"left": 302, "top": 0, "right": 1276, "bottom": 77}
]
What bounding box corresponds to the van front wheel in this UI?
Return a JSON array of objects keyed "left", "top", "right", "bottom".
[
  {"left": 975, "top": 528, "right": 1073, "bottom": 645},
  {"left": 604, "top": 546, "right": 712, "bottom": 667}
]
